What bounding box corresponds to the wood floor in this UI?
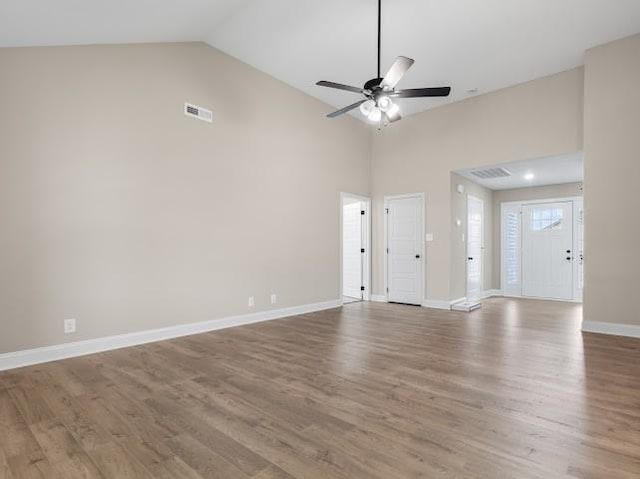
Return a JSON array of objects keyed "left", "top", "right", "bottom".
[{"left": 1, "top": 298, "right": 639, "bottom": 478}]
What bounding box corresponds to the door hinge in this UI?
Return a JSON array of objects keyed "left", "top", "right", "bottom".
[
  {"left": 386, "top": 248, "right": 389, "bottom": 254},
  {"left": 361, "top": 248, "right": 365, "bottom": 253},
  {"left": 361, "top": 286, "right": 365, "bottom": 291},
  {"left": 386, "top": 287, "right": 389, "bottom": 293},
  {"left": 385, "top": 208, "right": 389, "bottom": 214},
  {"left": 361, "top": 210, "right": 365, "bottom": 215}
]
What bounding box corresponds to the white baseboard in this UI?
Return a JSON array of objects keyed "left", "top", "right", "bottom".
[
  {"left": 370, "top": 294, "right": 387, "bottom": 303},
  {"left": 482, "top": 289, "right": 503, "bottom": 299},
  {"left": 500, "top": 293, "right": 581, "bottom": 304},
  {"left": 422, "top": 299, "right": 452, "bottom": 310},
  {"left": 449, "top": 297, "right": 467, "bottom": 306},
  {"left": 0, "top": 299, "right": 342, "bottom": 372},
  {"left": 581, "top": 321, "right": 640, "bottom": 339}
]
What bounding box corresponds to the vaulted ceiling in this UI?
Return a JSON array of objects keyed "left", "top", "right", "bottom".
[{"left": 2, "top": 0, "right": 640, "bottom": 118}]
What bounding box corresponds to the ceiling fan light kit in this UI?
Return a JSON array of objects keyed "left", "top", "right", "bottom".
[{"left": 316, "top": 0, "right": 451, "bottom": 128}]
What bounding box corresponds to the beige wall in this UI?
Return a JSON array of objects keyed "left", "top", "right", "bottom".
[
  {"left": 371, "top": 68, "right": 584, "bottom": 302},
  {"left": 450, "top": 173, "right": 494, "bottom": 300},
  {"left": 583, "top": 34, "right": 640, "bottom": 326},
  {"left": 0, "top": 42, "right": 371, "bottom": 353},
  {"left": 4, "top": 33, "right": 636, "bottom": 355},
  {"left": 492, "top": 182, "right": 583, "bottom": 289}
]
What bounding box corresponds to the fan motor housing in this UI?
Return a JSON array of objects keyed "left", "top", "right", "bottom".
[{"left": 364, "top": 77, "right": 384, "bottom": 92}]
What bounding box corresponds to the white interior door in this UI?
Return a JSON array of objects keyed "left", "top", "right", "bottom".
[
  {"left": 467, "top": 195, "right": 484, "bottom": 301},
  {"left": 522, "top": 201, "right": 573, "bottom": 300},
  {"left": 386, "top": 195, "right": 423, "bottom": 305},
  {"left": 343, "top": 202, "right": 363, "bottom": 299}
]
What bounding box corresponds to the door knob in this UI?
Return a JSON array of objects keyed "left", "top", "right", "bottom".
[
  {"left": 415, "top": 254, "right": 421, "bottom": 259},
  {"left": 566, "top": 249, "right": 571, "bottom": 254},
  {"left": 566, "top": 256, "right": 572, "bottom": 261},
  {"left": 468, "top": 257, "right": 473, "bottom": 261}
]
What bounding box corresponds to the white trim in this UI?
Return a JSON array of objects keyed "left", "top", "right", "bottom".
[
  {"left": 449, "top": 297, "right": 468, "bottom": 305},
  {"left": 502, "top": 294, "right": 580, "bottom": 304},
  {"left": 0, "top": 299, "right": 342, "bottom": 372},
  {"left": 384, "top": 193, "right": 426, "bottom": 306},
  {"left": 500, "top": 196, "right": 583, "bottom": 208},
  {"left": 572, "top": 198, "right": 584, "bottom": 302},
  {"left": 340, "top": 193, "right": 372, "bottom": 303},
  {"left": 370, "top": 294, "right": 387, "bottom": 303},
  {"left": 582, "top": 321, "right": 640, "bottom": 339},
  {"left": 422, "top": 299, "right": 452, "bottom": 310},
  {"left": 482, "top": 289, "right": 503, "bottom": 299}
]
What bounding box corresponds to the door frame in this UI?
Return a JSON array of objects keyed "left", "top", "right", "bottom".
[
  {"left": 466, "top": 194, "right": 484, "bottom": 301},
  {"left": 500, "top": 196, "right": 583, "bottom": 302},
  {"left": 340, "top": 193, "right": 371, "bottom": 304},
  {"left": 383, "top": 193, "right": 425, "bottom": 304}
]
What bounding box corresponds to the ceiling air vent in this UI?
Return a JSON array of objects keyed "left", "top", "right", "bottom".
[
  {"left": 470, "top": 167, "right": 511, "bottom": 180},
  {"left": 184, "top": 102, "right": 213, "bottom": 123}
]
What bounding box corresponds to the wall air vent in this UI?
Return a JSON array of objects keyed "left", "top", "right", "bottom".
[
  {"left": 184, "top": 103, "right": 213, "bottom": 123},
  {"left": 470, "top": 167, "right": 511, "bottom": 179}
]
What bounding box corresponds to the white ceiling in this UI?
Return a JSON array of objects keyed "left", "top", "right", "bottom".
[
  {"left": 456, "top": 152, "right": 584, "bottom": 190},
  {"left": 2, "top": 1, "right": 640, "bottom": 119}
]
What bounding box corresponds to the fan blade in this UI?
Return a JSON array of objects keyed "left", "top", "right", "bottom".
[
  {"left": 391, "top": 87, "right": 451, "bottom": 98},
  {"left": 327, "top": 100, "right": 366, "bottom": 118},
  {"left": 380, "top": 56, "right": 415, "bottom": 89},
  {"left": 316, "top": 81, "right": 364, "bottom": 94}
]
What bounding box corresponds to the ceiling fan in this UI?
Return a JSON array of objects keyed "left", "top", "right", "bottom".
[{"left": 316, "top": 0, "right": 451, "bottom": 126}]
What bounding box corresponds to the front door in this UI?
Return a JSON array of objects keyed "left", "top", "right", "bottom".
[{"left": 522, "top": 201, "right": 573, "bottom": 300}]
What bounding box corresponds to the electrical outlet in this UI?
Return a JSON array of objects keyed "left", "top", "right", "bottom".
[
  {"left": 248, "top": 296, "right": 254, "bottom": 307},
  {"left": 270, "top": 294, "right": 277, "bottom": 305},
  {"left": 64, "top": 318, "right": 76, "bottom": 334}
]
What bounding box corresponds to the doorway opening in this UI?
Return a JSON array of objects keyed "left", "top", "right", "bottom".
[
  {"left": 341, "top": 193, "right": 371, "bottom": 304},
  {"left": 453, "top": 151, "right": 584, "bottom": 308}
]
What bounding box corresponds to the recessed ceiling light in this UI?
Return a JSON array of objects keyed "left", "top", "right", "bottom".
[{"left": 524, "top": 172, "right": 535, "bottom": 181}]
